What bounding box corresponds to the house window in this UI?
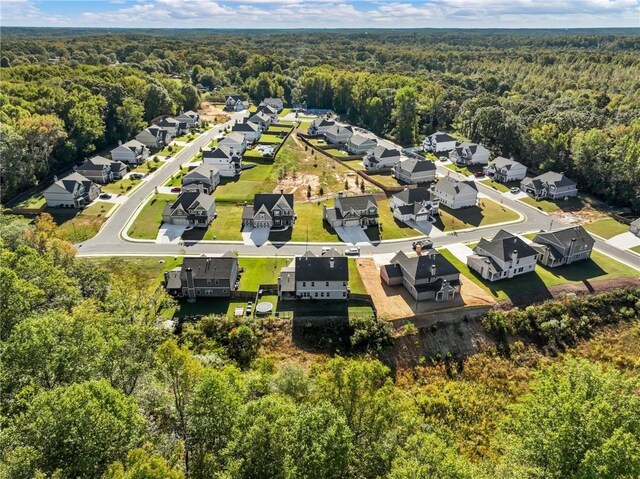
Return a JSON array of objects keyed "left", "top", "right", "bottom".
[
  {"left": 315, "top": 292, "right": 318, "bottom": 297},
  {"left": 320, "top": 292, "right": 324, "bottom": 297},
  {"left": 518, "top": 267, "right": 524, "bottom": 273},
  {"left": 311, "top": 282, "right": 315, "bottom": 287},
  {"left": 343, "top": 292, "right": 347, "bottom": 298},
  {"left": 215, "top": 279, "right": 219, "bottom": 285},
  {"left": 302, "top": 282, "right": 306, "bottom": 287},
  {"left": 326, "top": 282, "right": 329, "bottom": 287}
]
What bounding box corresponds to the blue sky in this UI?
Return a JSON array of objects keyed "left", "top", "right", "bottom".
[{"left": 2, "top": 0, "right": 639, "bottom": 28}]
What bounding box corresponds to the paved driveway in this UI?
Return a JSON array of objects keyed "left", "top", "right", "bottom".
[
  {"left": 608, "top": 232, "right": 640, "bottom": 250},
  {"left": 447, "top": 242, "right": 475, "bottom": 262},
  {"left": 335, "top": 226, "right": 370, "bottom": 245},
  {"left": 242, "top": 227, "right": 270, "bottom": 246},
  {"left": 156, "top": 223, "right": 186, "bottom": 244},
  {"left": 406, "top": 220, "right": 445, "bottom": 237}
]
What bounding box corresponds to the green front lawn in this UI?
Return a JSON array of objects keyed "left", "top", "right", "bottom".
[
  {"left": 267, "top": 125, "right": 293, "bottom": 134},
  {"left": 101, "top": 177, "right": 142, "bottom": 195},
  {"left": 584, "top": 218, "right": 629, "bottom": 239},
  {"left": 238, "top": 257, "right": 291, "bottom": 290},
  {"left": 375, "top": 198, "right": 422, "bottom": 240},
  {"left": 214, "top": 174, "right": 273, "bottom": 204},
  {"left": 434, "top": 198, "right": 520, "bottom": 232},
  {"left": 258, "top": 134, "right": 284, "bottom": 144},
  {"left": 157, "top": 145, "right": 185, "bottom": 157},
  {"left": 164, "top": 168, "right": 188, "bottom": 187},
  {"left": 53, "top": 201, "right": 114, "bottom": 242},
  {"left": 127, "top": 193, "right": 176, "bottom": 239},
  {"left": 443, "top": 162, "right": 484, "bottom": 176},
  {"left": 439, "top": 248, "right": 639, "bottom": 302},
  {"left": 631, "top": 245, "right": 640, "bottom": 254},
  {"left": 132, "top": 160, "right": 163, "bottom": 174},
  {"left": 182, "top": 204, "right": 243, "bottom": 241},
  {"left": 479, "top": 179, "right": 513, "bottom": 193},
  {"left": 348, "top": 259, "right": 368, "bottom": 294},
  {"left": 174, "top": 134, "right": 197, "bottom": 142},
  {"left": 13, "top": 193, "right": 46, "bottom": 210},
  {"left": 290, "top": 202, "right": 339, "bottom": 243}
]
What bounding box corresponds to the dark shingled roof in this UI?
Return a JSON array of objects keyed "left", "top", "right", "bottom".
[
  {"left": 166, "top": 255, "right": 238, "bottom": 289},
  {"left": 475, "top": 230, "right": 538, "bottom": 261},
  {"left": 391, "top": 250, "right": 459, "bottom": 280},
  {"left": 393, "top": 187, "right": 434, "bottom": 205},
  {"left": 534, "top": 226, "right": 595, "bottom": 251},
  {"left": 397, "top": 157, "right": 436, "bottom": 174},
  {"left": 253, "top": 193, "right": 294, "bottom": 212},
  {"left": 164, "top": 192, "right": 215, "bottom": 216},
  {"left": 334, "top": 194, "right": 377, "bottom": 212},
  {"left": 295, "top": 255, "right": 349, "bottom": 282},
  {"left": 433, "top": 176, "right": 478, "bottom": 196},
  {"left": 428, "top": 132, "right": 456, "bottom": 143}
]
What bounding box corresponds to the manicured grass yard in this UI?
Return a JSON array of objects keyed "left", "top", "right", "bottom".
[
  {"left": 518, "top": 195, "right": 585, "bottom": 214},
  {"left": 584, "top": 218, "right": 629, "bottom": 239},
  {"left": 439, "top": 248, "right": 639, "bottom": 302},
  {"left": 368, "top": 173, "right": 401, "bottom": 188},
  {"left": 443, "top": 162, "right": 484, "bottom": 176},
  {"left": 53, "top": 201, "right": 114, "bottom": 242},
  {"left": 13, "top": 193, "right": 46, "bottom": 210},
  {"left": 258, "top": 134, "right": 284, "bottom": 144},
  {"left": 133, "top": 159, "right": 164, "bottom": 174},
  {"left": 238, "top": 257, "right": 291, "bottom": 290},
  {"left": 101, "top": 177, "right": 142, "bottom": 195},
  {"left": 341, "top": 159, "right": 366, "bottom": 171},
  {"left": 127, "top": 193, "right": 176, "bottom": 239},
  {"left": 434, "top": 198, "right": 520, "bottom": 232},
  {"left": 348, "top": 259, "right": 368, "bottom": 294},
  {"left": 479, "top": 179, "right": 513, "bottom": 193},
  {"left": 267, "top": 125, "right": 293, "bottom": 133},
  {"left": 290, "top": 202, "right": 339, "bottom": 243},
  {"left": 243, "top": 148, "right": 264, "bottom": 159},
  {"left": 324, "top": 148, "right": 349, "bottom": 158},
  {"left": 631, "top": 245, "right": 640, "bottom": 254},
  {"left": 241, "top": 164, "right": 274, "bottom": 182},
  {"left": 174, "top": 134, "right": 197, "bottom": 142},
  {"left": 164, "top": 168, "right": 188, "bottom": 187},
  {"left": 372, "top": 198, "right": 422, "bottom": 241},
  {"left": 157, "top": 145, "right": 185, "bottom": 157},
  {"left": 182, "top": 204, "right": 243, "bottom": 241},
  {"left": 215, "top": 166, "right": 275, "bottom": 204}
]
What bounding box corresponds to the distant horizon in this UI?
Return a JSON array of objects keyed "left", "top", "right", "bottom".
[{"left": 2, "top": 0, "right": 639, "bottom": 30}]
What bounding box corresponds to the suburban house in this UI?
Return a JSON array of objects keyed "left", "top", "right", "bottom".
[
  {"left": 423, "top": 132, "right": 457, "bottom": 153},
  {"left": 380, "top": 250, "right": 460, "bottom": 302},
  {"left": 324, "top": 124, "right": 354, "bottom": 145},
  {"left": 323, "top": 194, "right": 379, "bottom": 229},
  {"left": 467, "top": 230, "right": 539, "bottom": 281},
  {"left": 231, "top": 121, "right": 261, "bottom": 143},
  {"left": 431, "top": 176, "right": 478, "bottom": 209},
  {"left": 391, "top": 187, "right": 439, "bottom": 223},
  {"left": 225, "top": 95, "right": 248, "bottom": 112},
  {"left": 346, "top": 134, "right": 377, "bottom": 155},
  {"left": 256, "top": 104, "right": 279, "bottom": 120},
  {"left": 218, "top": 132, "right": 248, "bottom": 154},
  {"left": 630, "top": 218, "right": 640, "bottom": 238},
  {"left": 164, "top": 254, "right": 239, "bottom": 302},
  {"left": 155, "top": 117, "right": 184, "bottom": 137},
  {"left": 111, "top": 139, "right": 150, "bottom": 165},
  {"left": 531, "top": 226, "right": 595, "bottom": 267},
  {"left": 307, "top": 118, "right": 335, "bottom": 136},
  {"left": 278, "top": 253, "right": 349, "bottom": 301},
  {"left": 202, "top": 146, "right": 242, "bottom": 177},
  {"left": 43, "top": 172, "right": 101, "bottom": 208},
  {"left": 449, "top": 142, "right": 490, "bottom": 165},
  {"left": 162, "top": 191, "right": 216, "bottom": 227},
  {"left": 76, "top": 156, "right": 127, "bottom": 184},
  {"left": 484, "top": 157, "right": 528, "bottom": 182},
  {"left": 364, "top": 145, "right": 402, "bottom": 169},
  {"left": 135, "top": 126, "right": 170, "bottom": 149},
  {"left": 242, "top": 193, "right": 296, "bottom": 230},
  {"left": 248, "top": 111, "right": 273, "bottom": 130},
  {"left": 182, "top": 164, "right": 220, "bottom": 194},
  {"left": 175, "top": 110, "right": 201, "bottom": 128},
  {"left": 520, "top": 172, "right": 578, "bottom": 200},
  {"left": 394, "top": 157, "right": 437, "bottom": 184},
  {"left": 262, "top": 97, "right": 284, "bottom": 111}
]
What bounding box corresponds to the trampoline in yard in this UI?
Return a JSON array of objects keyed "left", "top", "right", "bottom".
[{"left": 255, "top": 302, "right": 273, "bottom": 315}]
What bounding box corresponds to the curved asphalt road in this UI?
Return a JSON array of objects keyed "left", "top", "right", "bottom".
[{"left": 77, "top": 125, "right": 640, "bottom": 272}]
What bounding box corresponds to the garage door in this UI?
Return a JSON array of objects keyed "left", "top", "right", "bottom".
[{"left": 344, "top": 219, "right": 360, "bottom": 227}]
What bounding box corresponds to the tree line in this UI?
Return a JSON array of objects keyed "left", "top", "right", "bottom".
[{"left": 2, "top": 29, "right": 639, "bottom": 210}]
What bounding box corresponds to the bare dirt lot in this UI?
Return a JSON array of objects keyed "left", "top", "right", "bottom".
[
  {"left": 198, "top": 101, "right": 231, "bottom": 123},
  {"left": 356, "top": 257, "right": 496, "bottom": 321}
]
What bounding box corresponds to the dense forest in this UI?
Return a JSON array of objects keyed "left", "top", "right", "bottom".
[
  {"left": 1, "top": 211, "right": 640, "bottom": 478},
  {"left": 1, "top": 29, "right": 639, "bottom": 210}
]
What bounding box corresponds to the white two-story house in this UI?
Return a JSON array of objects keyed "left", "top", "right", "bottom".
[
  {"left": 364, "top": 145, "right": 402, "bottom": 170},
  {"left": 242, "top": 193, "right": 296, "bottom": 230},
  {"left": 218, "top": 132, "right": 248, "bottom": 155},
  {"left": 324, "top": 124, "right": 354, "bottom": 145},
  {"left": 43, "top": 172, "right": 101, "bottom": 208},
  {"left": 431, "top": 176, "right": 478, "bottom": 209},
  {"left": 520, "top": 172, "right": 578, "bottom": 200},
  {"left": 111, "top": 139, "right": 150, "bottom": 165},
  {"left": 484, "top": 157, "right": 528, "bottom": 183},
  {"left": 76, "top": 156, "right": 127, "bottom": 184},
  {"left": 394, "top": 157, "right": 437, "bottom": 184},
  {"left": 449, "top": 142, "right": 490, "bottom": 166},
  {"left": 202, "top": 146, "right": 242, "bottom": 177},
  {"left": 323, "top": 194, "right": 379, "bottom": 229},
  {"left": 231, "top": 121, "right": 261, "bottom": 143},
  {"left": 467, "top": 230, "right": 539, "bottom": 281},
  {"left": 278, "top": 253, "right": 349, "bottom": 301},
  {"left": 161, "top": 191, "right": 216, "bottom": 228},
  {"left": 390, "top": 187, "right": 439, "bottom": 223},
  {"left": 531, "top": 226, "right": 595, "bottom": 268},
  {"left": 423, "top": 132, "right": 457, "bottom": 153}
]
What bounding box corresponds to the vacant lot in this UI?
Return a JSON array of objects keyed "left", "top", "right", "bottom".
[
  {"left": 182, "top": 204, "right": 243, "bottom": 241},
  {"left": 127, "top": 193, "right": 176, "bottom": 239},
  {"left": 290, "top": 202, "right": 339, "bottom": 243},
  {"left": 434, "top": 198, "right": 520, "bottom": 232},
  {"left": 584, "top": 218, "right": 629, "bottom": 239},
  {"left": 54, "top": 201, "right": 114, "bottom": 242},
  {"left": 238, "top": 257, "right": 291, "bottom": 290},
  {"left": 439, "top": 248, "right": 639, "bottom": 303},
  {"left": 518, "top": 195, "right": 586, "bottom": 214}
]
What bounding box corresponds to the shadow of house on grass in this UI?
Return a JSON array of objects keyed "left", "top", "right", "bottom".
[
  {"left": 435, "top": 204, "right": 487, "bottom": 230},
  {"left": 465, "top": 267, "right": 553, "bottom": 306}
]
